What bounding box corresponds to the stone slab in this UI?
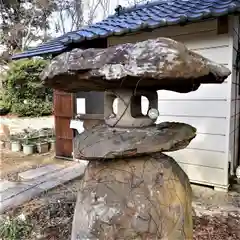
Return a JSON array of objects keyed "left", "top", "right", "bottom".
[
  {"left": 24, "top": 161, "right": 87, "bottom": 188},
  {"left": 0, "top": 162, "right": 87, "bottom": 214},
  {"left": 18, "top": 164, "right": 64, "bottom": 180},
  {"left": 37, "top": 162, "right": 87, "bottom": 190},
  {"left": 0, "top": 180, "right": 18, "bottom": 193},
  {"left": 74, "top": 122, "right": 196, "bottom": 160},
  {"left": 0, "top": 183, "right": 31, "bottom": 202},
  {"left": 0, "top": 186, "right": 42, "bottom": 214},
  {"left": 41, "top": 37, "right": 230, "bottom": 93}
]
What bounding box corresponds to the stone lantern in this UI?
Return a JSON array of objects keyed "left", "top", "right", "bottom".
[{"left": 41, "top": 38, "right": 230, "bottom": 239}]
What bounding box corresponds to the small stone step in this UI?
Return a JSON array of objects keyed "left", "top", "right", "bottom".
[
  {"left": 0, "top": 183, "right": 30, "bottom": 202},
  {"left": 18, "top": 164, "right": 64, "bottom": 180},
  {"left": 37, "top": 162, "right": 87, "bottom": 190},
  {"left": 0, "top": 180, "right": 18, "bottom": 193},
  {"left": 0, "top": 162, "right": 87, "bottom": 214}
]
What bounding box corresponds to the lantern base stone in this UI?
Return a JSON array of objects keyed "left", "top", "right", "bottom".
[{"left": 71, "top": 153, "right": 193, "bottom": 240}]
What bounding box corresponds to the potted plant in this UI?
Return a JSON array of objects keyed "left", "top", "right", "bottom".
[
  {"left": 10, "top": 138, "right": 21, "bottom": 152},
  {"left": 36, "top": 139, "right": 49, "bottom": 154},
  {"left": 48, "top": 138, "right": 56, "bottom": 151},
  {"left": 47, "top": 129, "right": 55, "bottom": 151},
  {"left": 22, "top": 135, "right": 35, "bottom": 155}
]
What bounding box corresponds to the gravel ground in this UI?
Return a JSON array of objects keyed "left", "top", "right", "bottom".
[
  {"left": 193, "top": 212, "right": 240, "bottom": 239},
  {"left": 1, "top": 150, "right": 72, "bottom": 181}
]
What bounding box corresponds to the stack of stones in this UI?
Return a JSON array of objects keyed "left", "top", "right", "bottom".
[{"left": 41, "top": 38, "right": 230, "bottom": 239}]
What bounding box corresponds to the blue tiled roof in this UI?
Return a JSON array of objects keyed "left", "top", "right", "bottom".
[{"left": 12, "top": 0, "right": 240, "bottom": 60}]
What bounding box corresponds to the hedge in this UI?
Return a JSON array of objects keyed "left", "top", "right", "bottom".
[{"left": 2, "top": 59, "right": 53, "bottom": 117}]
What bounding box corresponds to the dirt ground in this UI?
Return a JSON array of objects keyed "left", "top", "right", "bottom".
[
  {"left": 1, "top": 150, "right": 72, "bottom": 181},
  {"left": 1, "top": 150, "right": 240, "bottom": 240},
  {"left": 2, "top": 179, "right": 239, "bottom": 240}
]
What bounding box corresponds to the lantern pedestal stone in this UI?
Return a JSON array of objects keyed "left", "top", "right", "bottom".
[{"left": 72, "top": 154, "right": 193, "bottom": 240}]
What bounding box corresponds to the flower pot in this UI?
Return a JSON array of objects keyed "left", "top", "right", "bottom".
[
  {"left": 36, "top": 142, "right": 49, "bottom": 154},
  {"left": 48, "top": 139, "right": 56, "bottom": 151},
  {"left": 11, "top": 141, "right": 21, "bottom": 152},
  {"left": 22, "top": 144, "right": 35, "bottom": 155}
]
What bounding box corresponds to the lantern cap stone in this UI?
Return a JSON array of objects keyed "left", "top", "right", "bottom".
[{"left": 41, "top": 37, "right": 230, "bottom": 93}]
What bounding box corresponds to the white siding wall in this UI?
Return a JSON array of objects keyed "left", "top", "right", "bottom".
[
  {"left": 229, "top": 16, "right": 240, "bottom": 174},
  {"left": 108, "top": 19, "right": 233, "bottom": 188}
]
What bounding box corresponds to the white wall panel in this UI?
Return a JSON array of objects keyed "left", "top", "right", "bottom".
[
  {"left": 158, "top": 82, "right": 229, "bottom": 100},
  {"left": 157, "top": 116, "right": 227, "bottom": 135},
  {"left": 156, "top": 100, "right": 227, "bottom": 118},
  {"left": 167, "top": 149, "right": 226, "bottom": 169},
  {"left": 177, "top": 163, "right": 227, "bottom": 186},
  {"left": 108, "top": 19, "right": 232, "bottom": 188}
]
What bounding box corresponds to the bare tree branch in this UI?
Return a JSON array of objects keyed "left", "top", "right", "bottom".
[
  {"left": 0, "top": 0, "right": 54, "bottom": 51},
  {"left": 51, "top": 0, "right": 112, "bottom": 35}
]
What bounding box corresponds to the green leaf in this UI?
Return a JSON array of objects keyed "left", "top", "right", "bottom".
[{"left": 2, "top": 59, "right": 53, "bottom": 117}]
